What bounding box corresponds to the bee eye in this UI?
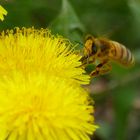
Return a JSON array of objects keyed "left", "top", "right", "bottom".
[{"left": 92, "top": 43, "right": 97, "bottom": 54}]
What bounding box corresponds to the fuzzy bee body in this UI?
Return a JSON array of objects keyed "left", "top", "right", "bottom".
[
  {"left": 108, "top": 40, "right": 134, "bottom": 66},
  {"left": 81, "top": 35, "right": 135, "bottom": 77}
]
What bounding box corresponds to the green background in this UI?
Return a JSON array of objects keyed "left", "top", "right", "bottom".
[{"left": 1, "top": 0, "right": 140, "bottom": 140}]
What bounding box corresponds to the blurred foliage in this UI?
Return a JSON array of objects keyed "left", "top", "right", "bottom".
[{"left": 1, "top": 0, "right": 140, "bottom": 140}]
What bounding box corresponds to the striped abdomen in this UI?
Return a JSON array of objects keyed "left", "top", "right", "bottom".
[{"left": 109, "top": 41, "right": 135, "bottom": 66}]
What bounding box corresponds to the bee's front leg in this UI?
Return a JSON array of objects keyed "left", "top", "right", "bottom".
[
  {"left": 80, "top": 56, "right": 95, "bottom": 68},
  {"left": 90, "top": 61, "right": 112, "bottom": 77}
]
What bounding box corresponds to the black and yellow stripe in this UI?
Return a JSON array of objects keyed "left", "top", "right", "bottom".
[{"left": 109, "top": 41, "right": 134, "bottom": 66}]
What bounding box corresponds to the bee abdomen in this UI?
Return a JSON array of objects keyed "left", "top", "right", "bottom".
[{"left": 109, "top": 41, "right": 135, "bottom": 66}]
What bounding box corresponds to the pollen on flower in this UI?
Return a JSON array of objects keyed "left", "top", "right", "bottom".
[
  {"left": 0, "top": 27, "right": 89, "bottom": 84},
  {"left": 0, "top": 27, "right": 98, "bottom": 140},
  {"left": 0, "top": 73, "right": 98, "bottom": 140},
  {"left": 0, "top": 5, "right": 7, "bottom": 21}
]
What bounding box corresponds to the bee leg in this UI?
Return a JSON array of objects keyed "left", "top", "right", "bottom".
[
  {"left": 80, "top": 57, "right": 95, "bottom": 68},
  {"left": 90, "top": 62, "right": 112, "bottom": 77},
  {"left": 80, "top": 60, "right": 93, "bottom": 68}
]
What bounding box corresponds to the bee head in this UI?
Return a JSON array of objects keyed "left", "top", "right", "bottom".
[{"left": 84, "top": 35, "right": 98, "bottom": 57}]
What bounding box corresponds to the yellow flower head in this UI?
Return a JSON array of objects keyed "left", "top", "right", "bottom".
[
  {"left": 0, "top": 28, "right": 98, "bottom": 140},
  {"left": 0, "top": 27, "right": 89, "bottom": 84},
  {"left": 0, "top": 5, "right": 7, "bottom": 21}
]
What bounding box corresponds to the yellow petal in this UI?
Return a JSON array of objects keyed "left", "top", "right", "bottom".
[{"left": 0, "top": 5, "right": 7, "bottom": 21}]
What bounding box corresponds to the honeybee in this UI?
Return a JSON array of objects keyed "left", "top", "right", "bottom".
[{"left": 80, "top": 35, "right": 135, "bottom": 77}]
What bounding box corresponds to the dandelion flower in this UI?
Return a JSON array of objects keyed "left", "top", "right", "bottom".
[
  {"left": 0, "top": 28, "right": 98, "bottom": 140},
  {"left": 0, "top": 27, "right": 89, "bottom": 84},
  {"left": 0, "top": 5, "right": 7, "bottom": 21}
]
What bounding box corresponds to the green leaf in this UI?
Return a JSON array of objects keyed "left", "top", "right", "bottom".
[
  {"left": 112, "top": 85, "right": 136, "bottom": 140},
  {"left": 49, "top": 0, "right": 85, "bottom": 43}
]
